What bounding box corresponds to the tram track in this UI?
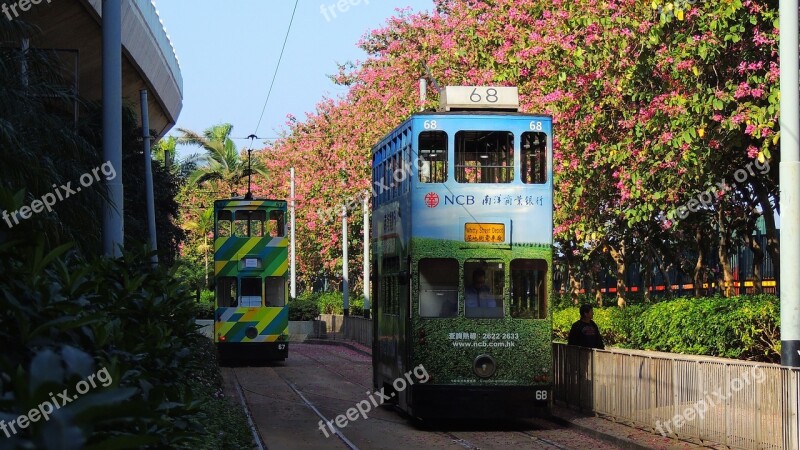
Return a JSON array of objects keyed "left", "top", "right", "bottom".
[
  {"left": 229, "top": 345, "right": 617, "bottom": 450},
  {"left": 289, "top": 344, "right": 581, "bottom": 450},
  {"left": 515, "top": 430, "right": 572, "bottom": 450}
]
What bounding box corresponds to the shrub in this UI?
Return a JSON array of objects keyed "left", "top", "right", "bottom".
[
  {"left": 554, "top": 296, "right": 780, "bottom": 363},
  {"left": 312, "top": 291, "right": 365, "bottom": 315},
  {"left": 317, "top": 291, "right": 344, "bottom": 314},
  {"left": 289, "top": 297, "right": 320, "bottom": 321},
  {"left": 194, "top": 289, "right": 215, "bottom": 320},
  {"left": 0, "top": 206, "right": 253, "bottom": 448}
]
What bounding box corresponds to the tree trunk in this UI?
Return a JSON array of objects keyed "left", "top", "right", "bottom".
[
  {"left": 569, "top": 266, "right": 581, "bottom": 305},
  {"left": 753, "top": 181, "right": 779, "bottom": 294},
  {"left": 643, "top": 259, "right": 652, "bottom": 303},
  {"left": 204, "top": 235, "right": 209, "bottom": 287},
  {"left": 717, "top": 209, "right": 735, "bottom": 297},
  {"left": 655, "top": 250, "right": 673, "bottom": 298},
  {"left": 743, "top": 231, "right": 764, "bottom": 294},
  {"left": 592, "top": 264, "right": 604, "bottom": 307},
  {"left": 693, "top": 227, "right": 704, "bottom": 298},
  {"left": 608, "top": 243, "right": 627, "bottom": 308}
]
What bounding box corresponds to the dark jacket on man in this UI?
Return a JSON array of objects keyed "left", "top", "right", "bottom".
[{"left": 568, "top": 320, "right": 605, "bottom": 349}]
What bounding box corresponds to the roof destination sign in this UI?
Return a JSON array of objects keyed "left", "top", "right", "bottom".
[{"left": 438, "top": 86, "right": 519, "bottom": 112}]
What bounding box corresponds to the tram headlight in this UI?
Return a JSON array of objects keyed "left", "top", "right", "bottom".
[
  {"left": 218, "top": 335, "right": 226, "bottom": 342},
  {"left": 473, "top": 354, "right": 497, "bottom": 378},
  {"left": 245, "top": 327, "right": 258, "bottom": 339}
]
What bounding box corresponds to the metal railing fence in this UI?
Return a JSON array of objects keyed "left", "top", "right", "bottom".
[{"left": 554, "top": 343, "right": 798, "bottom": 450}]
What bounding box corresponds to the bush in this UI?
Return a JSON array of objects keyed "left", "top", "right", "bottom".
[
  {"left": 312, "top": 291, "right": 365, "bottom": 315},
  {"left": 194, "top": 289, "right": 215, "bottom": 320},
  {"left": 0, "top": 206, "right": 253, "bottom": 448},
  {"left": 632, "top": 295, "right": 780, "bottom": 361},
  {"left": 316, "top": 291, "right": 343, "bottom": 314},
  {"left": 553, "top": 296, "right": 780, "bottom": 363},
  {"left": 289, "top": 297, "right": 320, "bottom": 321}
]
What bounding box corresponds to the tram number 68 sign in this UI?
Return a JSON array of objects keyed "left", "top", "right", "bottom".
[
  {"left": 470, "top": 88, "right": 500, "bottom": 103},
  {"left": 535, "top": 390, "right": 548, "bottom": 401}
]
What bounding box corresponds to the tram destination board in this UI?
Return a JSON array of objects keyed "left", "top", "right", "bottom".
[{"left": 464, "top": 223, "right": 505, "bottom": 243}]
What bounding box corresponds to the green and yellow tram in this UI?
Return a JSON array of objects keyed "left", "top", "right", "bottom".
[
  {"left": 213, "top": 197, "right": 289, "bottom": 362},
  {"left": 372, "top": 87, "right": 553, "bottom": 418}
]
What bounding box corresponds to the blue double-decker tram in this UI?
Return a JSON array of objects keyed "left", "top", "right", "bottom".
[{"left": 371, "top": 86, "right": 553, "bottom": 418}]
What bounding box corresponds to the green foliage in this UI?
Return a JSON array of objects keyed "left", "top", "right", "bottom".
[
  {"left": 288, "top": 297, "right": 321, "bottom": 321},
  {"left": 293, "top": 291, "right": 366, "bottom": 316},
  {"left": 0, "top": 210, "right": 247, "bottom": 448},
  {"left": 316, "top": 291, "right": 343, "bottom": 315},
  {"left": 184, "top": 335, "right": 253, "bottom": 450},
  {"left": 194, "top": 290, "right": 215, "bottom": 320},
  {"left": 552, "top": 296, "right": 780, "bottom": 362}
]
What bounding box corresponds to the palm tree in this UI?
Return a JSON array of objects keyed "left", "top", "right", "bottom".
[{"left": 178, "top": 124, "right": 267, "bottom": 196}]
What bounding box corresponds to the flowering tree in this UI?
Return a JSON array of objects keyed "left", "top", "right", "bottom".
[{"left": 241, "top": 0, "right": 779, "bottom": 300}]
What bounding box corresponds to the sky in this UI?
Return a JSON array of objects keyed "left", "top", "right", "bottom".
[{"left": 155, "top": 0, "right": 433, "bottom": 157}]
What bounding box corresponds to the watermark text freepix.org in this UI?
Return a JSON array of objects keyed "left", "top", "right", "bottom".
[
  {"left": 2, "top": 161, "right": 116, "bottom": 229},
  {"left": 319, "top": 0, "right": 369, "bottom": 22},
  {"left": 667, "top": 157, "right": 769, "bottom": 220},
  {"left": 0, "top": 366, "right": 113, "bottom": 438},
  {"left": 2, "top": 0, "right": 54, "bottom": 22},
  {"left": 317, "top": 364, "right": 429, "bottom": 437},
  {"left": 655, "top": 365, "right": 766, "bottom": 437}
]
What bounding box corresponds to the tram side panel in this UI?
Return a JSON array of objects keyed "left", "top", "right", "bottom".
[{"left": 372, "top": 121, "right": 414, "bottom": 398}]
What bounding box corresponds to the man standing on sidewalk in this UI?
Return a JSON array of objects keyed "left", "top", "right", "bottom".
[{"left": 568, "top": 304, "right": 605, "bottom": 349}]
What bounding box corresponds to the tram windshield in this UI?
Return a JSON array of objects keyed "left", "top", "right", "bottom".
[
  {"left": 240, "top": 277, "right": 262, "bottom": 307},
  {"left": 464, "top": 260, "right": 504, "bottom": 318},
  {"left": 234, "top": 210, "right": 266, "bottom": 237}
]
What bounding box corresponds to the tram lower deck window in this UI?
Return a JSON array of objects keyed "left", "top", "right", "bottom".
[
  {"left": 418, "top": 258, "right": 458, "bottom": 318},
  {"left": 216, "top": 277, "right": 237, "bottom": 307},
  {"left": 464, "top": 260, "right": 504, "bottom": 318},
  {"left": 240, "top": 277, "right": 262, "bottom": 307},
  {"left": 265, "top": 276, "right": 286, "bottom": 307},
  {"left": 510, "top": 259, "right": 547, "bottom": 319}
]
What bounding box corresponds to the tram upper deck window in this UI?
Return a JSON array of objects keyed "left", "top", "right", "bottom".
[
  {"left": 217, "top": 210, "right": 232, "bottom": 237},
  {"left": 234, "top": 210, "right": 266, "bottom": 237},
  {"left": 510, "top": 259, "right": 547, "bottom": 319},
  {"left": 418, "top": 258, "right": 458, "bottom": 318},
  {"left": 455, "top": 131, "right": 514, "bottom": 183},
  {"left": 268, "top": 210, "right": 285, "bottom": 237},
  {"left": 464, "top": 260, "right": 504, "bottom": 318},
  {"left": 418, "top": 131, "right": 447, "bottom": 183},
  {"left": 522, "top": 132, "right": 547, "bottom": 184}
]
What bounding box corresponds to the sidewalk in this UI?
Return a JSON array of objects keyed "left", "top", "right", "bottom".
[{"left": 306, "top": 336, "right": 713, "bottom": 450}]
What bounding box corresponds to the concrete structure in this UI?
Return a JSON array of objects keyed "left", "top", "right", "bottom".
[{"left": 4, "top": 0, "right": 183, "bottom": 137}]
